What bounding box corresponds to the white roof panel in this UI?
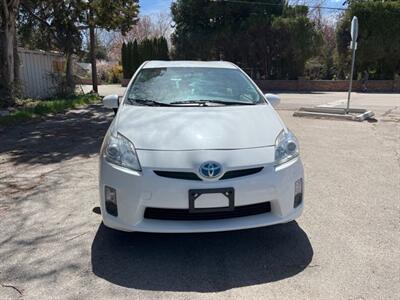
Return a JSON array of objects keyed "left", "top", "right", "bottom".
[{"left": 143, "top": 60, "right": 237, "bottom": 69}]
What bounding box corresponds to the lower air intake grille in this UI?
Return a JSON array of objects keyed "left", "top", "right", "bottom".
[{"left": 144, "top": 201, "right": 271, "bottom": 221}]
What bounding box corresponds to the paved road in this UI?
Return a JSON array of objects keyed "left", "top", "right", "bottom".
[
  {"left": 0, "top": 89, "right": 399, "bottom": 299},
  {"left": 81, "top": 83, "right": 399, "bottom": 115}
]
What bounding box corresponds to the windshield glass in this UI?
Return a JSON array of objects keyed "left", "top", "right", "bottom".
[{"left": 126, "top": 67, "right": 263, "bottom": 105}]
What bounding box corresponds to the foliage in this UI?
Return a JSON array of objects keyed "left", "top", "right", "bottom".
[
  {"left": 83, "top": 35, "right": 108, "bottom": 62},
  {"left": 19, "top": 0, "right": 139, "bottom": 47},
  {"left": 271, "top": 6, "right": 323, "bottom": 79},
  {"left": 19, "top": 0, "right": 84, "bottom": 55},
  {"left": 19, "top": 0, "right": 86, "bottom": 95},
  {"left": 304, "top": 23, "right": 336, "bottom": 80},
  {"left": 171, "top": 0, "right": 321, "bottom": 79},
  {"left": 121, "top": 37, "right": 169, "bottom": 78},
  {"left": 18, "top": 0, "right": 139, "bottom": 93},
  {"left": 0, "top": 94, "right": 100, "bottom": 126},
  {"left": 336, "top": 0, "right": 400, "bottom": 79},
  {"left": 98, "top": 64, "right": 123, "bottom": 84},
  {"left": 88, "top": 0, "right": 139, "bottom": 34}
]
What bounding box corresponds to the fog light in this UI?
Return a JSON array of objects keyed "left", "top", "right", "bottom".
[
  {"left": 294, "top": 178, "right": 303, "bottom": 208},
  {"left": 105, "top": 186, "right": 118, "bottom": 216}
]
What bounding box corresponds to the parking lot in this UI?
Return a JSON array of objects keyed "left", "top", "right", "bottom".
[{"left": 0, "top": 89, "right": 399, "bottom": 299}]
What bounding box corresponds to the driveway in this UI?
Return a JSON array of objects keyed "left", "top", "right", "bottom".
[{"left": 0, "top": 90, "right": 399, "bottom": 299}]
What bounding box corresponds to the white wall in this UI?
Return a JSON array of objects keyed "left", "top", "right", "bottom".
[{"left": 18, "top": 48, "right": 64, "bottom": 99}]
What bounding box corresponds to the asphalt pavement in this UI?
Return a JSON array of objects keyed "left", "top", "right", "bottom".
[{"left": 0, "top": 87, "right": 399, "bottom": 299}]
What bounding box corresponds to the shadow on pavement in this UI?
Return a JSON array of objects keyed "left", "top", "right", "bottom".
[
  {"left": 0, "top": 104, "right": 112, "bottom": 165},
  {"left": 91, "top": 222, "right": 313, "bottom": 292}
]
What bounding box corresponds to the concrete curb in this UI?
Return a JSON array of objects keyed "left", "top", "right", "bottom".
[{"left": 293, "top": 107, "right": 374, "bottom": 122}]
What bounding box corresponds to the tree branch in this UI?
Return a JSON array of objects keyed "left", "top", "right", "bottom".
[
  {"left": 20, "top": 2, "right": 53, "bottom": 30},
  {"left": 19, "top": 2, "right": 66, "bottom": 47}
]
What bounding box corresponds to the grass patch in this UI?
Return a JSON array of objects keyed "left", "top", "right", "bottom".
[{"left": 0, "top": 94, "right": 101, "bottom": 126}]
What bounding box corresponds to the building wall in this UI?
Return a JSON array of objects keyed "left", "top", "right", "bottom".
[{"left": 18, "top": 48, "right": 65, "bottom": 99}]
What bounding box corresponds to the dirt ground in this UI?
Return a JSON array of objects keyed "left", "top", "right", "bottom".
[{"left": 0, "top": 90, "right": 399, "bottom": 299}]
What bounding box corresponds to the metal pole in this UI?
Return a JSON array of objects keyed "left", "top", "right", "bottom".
[{"left": 346, "top": 43, "right": 356, "bottom": 114}]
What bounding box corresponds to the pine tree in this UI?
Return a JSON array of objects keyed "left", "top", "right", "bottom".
[
  {"left": 132, "top": 39, "right": 140, "bottom": 74},
  {"left": 127, "top": 41, "right": 133, "bottom": 77},
  {"left": 121, "top": 42, "right": 128, "bottom": 79}
]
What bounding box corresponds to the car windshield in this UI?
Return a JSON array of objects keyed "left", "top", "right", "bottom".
[{"left": 126, "top": 67, "right": 263, "bottom": 106}]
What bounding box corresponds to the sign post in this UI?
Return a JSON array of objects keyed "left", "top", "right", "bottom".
[{"left": 346, "top": 16, "right": 358, "bottom": 114}]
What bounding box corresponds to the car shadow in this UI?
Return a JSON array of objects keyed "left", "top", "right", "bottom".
[{"left": 91, "top": 222, "right": 313, "bottom": 292}]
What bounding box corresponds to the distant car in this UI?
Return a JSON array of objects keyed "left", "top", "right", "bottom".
[{"left": 99, "top": 61, "right": 304, "bottom": 233}]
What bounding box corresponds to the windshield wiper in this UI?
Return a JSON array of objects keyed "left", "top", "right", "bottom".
[
  {"left": 127, "top": 98, "right": 174, "bottom": 107},
  {"left": 169, "top": 100, "right": 256, "bottom": 106}
]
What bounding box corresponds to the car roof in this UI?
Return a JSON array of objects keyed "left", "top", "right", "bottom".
[{"left": 142, "top": 60, "right": 238, "bottom": 69}]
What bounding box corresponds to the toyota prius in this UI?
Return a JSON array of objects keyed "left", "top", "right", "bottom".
[{"left": 99, "top": 61, "right": 304, "bottom": 232}]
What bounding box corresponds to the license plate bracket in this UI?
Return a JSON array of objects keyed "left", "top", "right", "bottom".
[{"left": 189, "top": 187, "right": 234, "bottom": 213}]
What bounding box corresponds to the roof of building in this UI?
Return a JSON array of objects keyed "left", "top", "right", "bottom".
[{"left": 142, "top": 60, "right": 237, "bottom": 69}]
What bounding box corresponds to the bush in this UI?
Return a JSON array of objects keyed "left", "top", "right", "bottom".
[
  {"left": 107, "top": 65, "right": 123, "bottom": 84},
  {"left": 98, "top": 63, "right": 123, "bottom": 84}
]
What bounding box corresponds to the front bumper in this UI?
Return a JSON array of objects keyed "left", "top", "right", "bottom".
[{"left": 99, "top": 149, "right": 304, "bottom": 233}]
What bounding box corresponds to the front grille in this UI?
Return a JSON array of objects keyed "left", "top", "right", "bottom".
[
  {"left": 144, "top": 201, "right": 271, "bottom": 221},
  {"left": 153, "top": 170, "right": 201, "bottom": 181},
  {"left": 221, "top": 167, "right": 263, "bottom": 180},
  {"left": 153, "top": 167, "right": 263, "bottom": 181}
]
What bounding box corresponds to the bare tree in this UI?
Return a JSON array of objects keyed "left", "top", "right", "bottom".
[
  {"left": 152, "top": 13, "right": 173, "bottom": 41},
  {"left": 106, "top": 13, "right": 173, "bottom": 62}
]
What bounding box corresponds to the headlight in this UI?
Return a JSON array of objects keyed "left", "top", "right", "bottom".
[
  {"left": 275, "top": 130, "right": 299, "bottom": 165},
  {"left": 104, "top": 133, "right": 141, "bottom": 171}
]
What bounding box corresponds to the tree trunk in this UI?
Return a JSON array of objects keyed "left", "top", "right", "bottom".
[
  {"left": 0, "top": 0, "right": 20, "bottom": 107},
  {"left": 13, "top": 26, "right": 19, "bottom": 84},
  {"left": 89, "top": 25, "right": 98, "bottom": 93},
  {"left": 65, "top": 52, "right": 75, "bottom": 95},
  {"left": 89, "top": 6, "right": 98, "bottom": 93},
  {"left": 13, "top": 23, "right": 20, "bottom": 96}
]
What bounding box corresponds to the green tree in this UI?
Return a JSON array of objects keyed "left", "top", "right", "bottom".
[
  {"left": 156, "top": 37, "right": 169, "bottom": 60},
  {"left": 271, "top": 6, "right": 322, "bottom": 79},
  {"left": 19, "top": 0, "right": 139, "bottom": 93},
  {"left": 86, "top": 0, "right": 139, "bottom": 92},
  {"left": 132, "top": 39, "right": 140, "bottom": 75},
  {"left": 336, "top": 0, "right": 400, "bottom": 79},
  {"left": 121, "top": 42, "right": 128, "bottom": 78},
  {"left": 84, "top": 35, "right": 108, "bottom": 62},
  {"left": 121, "top": 37, "right": 170, "bottom": 78},
  {"left": 171, "top": 0, "right": 320, "bottom": 79},
  {"left": 19, "top": 0, "right": 84, "bottom": 95}
]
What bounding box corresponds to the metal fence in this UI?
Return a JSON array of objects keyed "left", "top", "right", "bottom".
[{"left": 18, "top": 48, "right": 65, "bottom": 99}]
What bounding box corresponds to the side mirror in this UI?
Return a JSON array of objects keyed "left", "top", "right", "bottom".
[
  {"left": 265, "top": 93, "right": 280, "bottom": 107},
  {"left": 103, "top": 94, "right": 119, "bottom": 109}
]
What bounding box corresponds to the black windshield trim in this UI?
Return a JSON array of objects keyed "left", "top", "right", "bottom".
[
  {"left": 127, "top": 98, "right": 176, "bottom": 107},
  {"left": 169, "top": 100, "right": 257, "bottom": 106}
]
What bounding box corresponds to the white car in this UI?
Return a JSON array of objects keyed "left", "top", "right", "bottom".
[{"left": 99, "top": 61, "right": 304, "bottom": 233}]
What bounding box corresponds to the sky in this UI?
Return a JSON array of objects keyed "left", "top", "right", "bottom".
[
  {"left": 140, "top": 0, "right": 174, "bottom": 16},
  {"left": 139, "top": 0, "right": 347, "bottom": 16}
]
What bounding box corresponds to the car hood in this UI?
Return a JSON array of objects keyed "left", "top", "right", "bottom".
[{"left": 116, "top": 104, "right": 284, "bottom": 151}]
